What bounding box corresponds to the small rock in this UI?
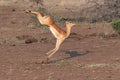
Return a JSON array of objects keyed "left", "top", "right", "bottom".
[
  {"left": 12, "top": 9, "right": 16, "bottom": 12},
  {"left": 16, "top": 35, "right": 38, "bottom": 44},
  {"left": 25, "top": 38, "right": 38, "bottom": 44}
]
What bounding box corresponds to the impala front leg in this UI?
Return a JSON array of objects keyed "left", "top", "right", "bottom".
[{"left": 25, "top": 10, "right": 45, "bottom": 25}]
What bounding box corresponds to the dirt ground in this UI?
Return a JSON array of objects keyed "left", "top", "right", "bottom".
[{"left": 0, "top": 3, "right": 120, "bottom": 80}]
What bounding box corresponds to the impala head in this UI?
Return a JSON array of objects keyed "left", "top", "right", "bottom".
[{"left": 65, "top": 21, "right": 76, "bottom": 27}]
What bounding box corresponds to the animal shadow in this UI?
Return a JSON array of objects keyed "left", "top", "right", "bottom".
[
  {"left": 48, "top": 50, "right": 90, "bottom": 64},
  {"left": 65, "top": 50, "right": 89, "bottom": 59}
]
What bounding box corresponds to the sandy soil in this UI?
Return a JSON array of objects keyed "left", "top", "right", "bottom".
[{"left": 0, "top": 3, "right": 120, "bottom": 80}]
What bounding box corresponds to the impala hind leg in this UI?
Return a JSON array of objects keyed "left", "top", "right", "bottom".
[
  {"left": 46, "top": 48, "right": 56, "bottom": 55},
  {"left": 42, "top": 39, "right": 64, "bottom": 63},
  {"left": 46, "top": 39, "right": 59, "bottom": 55},
  {"left": 47, "top": 39, "right": 64, "bottom": 58}
]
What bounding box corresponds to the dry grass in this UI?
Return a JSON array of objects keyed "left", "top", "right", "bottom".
[
  {"left": 0, "top": 37, "right": 25, "bottom": 45},
  {"left": 53, "top": 61, "right": 120, "bottom": 69}
]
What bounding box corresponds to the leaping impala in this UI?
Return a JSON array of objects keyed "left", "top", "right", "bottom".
[{"left": 25, "top": 10, "right": 76, "bottom": 60}]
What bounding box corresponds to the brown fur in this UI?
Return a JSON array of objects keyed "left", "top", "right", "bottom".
[{"left": 25, "top": 10, "right": 76, "bottom": 59}]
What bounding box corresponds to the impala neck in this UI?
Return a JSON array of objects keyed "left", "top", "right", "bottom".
[{"left": 65, "top": 25, "right": 72, "bottom": 38}]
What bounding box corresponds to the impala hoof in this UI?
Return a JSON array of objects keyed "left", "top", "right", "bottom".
[
  {"left": 41, "top": 57, "right": 49, "bottom": 64},
  {"left": 24, "top": 10, "right": 31, "bottom": 13}
]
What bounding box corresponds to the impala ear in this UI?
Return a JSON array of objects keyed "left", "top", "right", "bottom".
[
  {"left": 72, "top": 22, "right": 76, "bottom": 26},
  {"left": 65, "top": 21, "right": 69, "bottom": 24}
]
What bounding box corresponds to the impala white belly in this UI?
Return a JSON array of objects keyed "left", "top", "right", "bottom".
[{"left": 49, "top": 27, "right": 58, "bottom": 38}]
